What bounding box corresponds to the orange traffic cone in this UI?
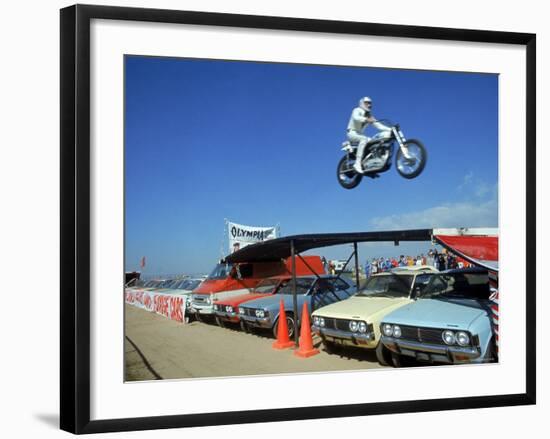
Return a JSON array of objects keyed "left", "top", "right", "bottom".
[
  {"left": 272, "top": 299, "right": 294, "bottom": 349},
  {"left": 294, "top": 302, "right": 320, "bottom": 358}
]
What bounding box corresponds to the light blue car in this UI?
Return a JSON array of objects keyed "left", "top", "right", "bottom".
[
  {"left": 380, "top": 268, "right": 497, "bottom": 366},
  {"left": 238, "top": 275, "right": 355, "bottom": 338}
]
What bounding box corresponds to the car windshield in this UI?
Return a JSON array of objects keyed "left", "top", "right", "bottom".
[
  {"left": 207, "top": 263, "right": 233, "bottom": 280},
  {"left": 419, "top": 272, "right": 490, "bottom": 300},
  {"left": 159, "top": 279, "right": 176, "bottom": 289},
  {"left": 253, "top": 278, "right": 282, "bottom": 294},
  {"left": 276, "top": 278, "right": 314, "bottom": 295},
  {"left": 356, "top": 273, "right": 414, "bottom": 298},
  {"left": 144, "top": 280, "right": 161, "bottom": 288},
  {"left": 183, "top": 279, "right": 201, "bottom": 290},
  {"left": 170, "top": 279, "right": 189, "bottom": 289}
]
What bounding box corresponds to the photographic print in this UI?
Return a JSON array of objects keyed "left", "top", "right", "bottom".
[{"left": 123, "top": 55, "right": 499, "bottom": 380}]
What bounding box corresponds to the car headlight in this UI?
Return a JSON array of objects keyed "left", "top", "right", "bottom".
[
  {"left": 319, "top": 317, "right": 325, "bottom": 327},
  {"left": 442, "top": 330, "right": 456, "bottom": 345},
  {"left": 238, "top": 307, "right": 245, "bottom": 315},
  {"left": 255, "top": 309, "right": 265, "bottom": 318},
  {"left": 358, "top": 321, "right": 367, "bottom": 333},
  {"left": 456, "top": 331, "right": 470, "bottom": 346},
  {"left": 382, "top": 323, "right": 393, "bottom": 337},
  {"left": 213, "top": 304, "right": 219, "bottom": 311},
  {"left": 313, "top": 316, "right": 320, "bottom": 326},
  {"left": 226, "top": 305, "right": 233, "bottom": 313},
  {"left": 349, "top": 320, "right": 359, "bottom": 332},
  {"left": 393, "top": 325, "right": 402, "bottom": 338}
]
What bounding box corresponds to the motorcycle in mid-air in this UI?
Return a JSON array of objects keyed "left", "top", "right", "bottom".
[{"left": 336, "top": 121, "right": 427, "bottom": 189}]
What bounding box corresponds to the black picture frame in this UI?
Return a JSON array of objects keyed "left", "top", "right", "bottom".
[{"left": 60, "top": 4, "right": 536, "bottom": 434}]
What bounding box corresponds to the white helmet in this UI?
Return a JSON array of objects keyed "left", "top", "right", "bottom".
[{"left": 359, "top": 96, "right": 372, "bottom": 111}]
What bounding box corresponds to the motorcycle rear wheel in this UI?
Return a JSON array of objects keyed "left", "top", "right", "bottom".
[
  {"left": 337, "top": 155, "right": 362, "bottom": 189},
  {"left": 395, "top": 139, "right": 427, "bottom": 179}
]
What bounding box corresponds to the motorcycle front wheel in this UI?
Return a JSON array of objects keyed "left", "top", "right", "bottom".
[
  {"left": 337, "top": 155, "right": 362, "bottom": 189},
  {"left": 395, "top": 139, "right": 427, "bottom": 179}
]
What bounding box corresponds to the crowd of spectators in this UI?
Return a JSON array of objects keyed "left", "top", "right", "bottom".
[{"left": 363, "top": 248, "right": 471, "bottom": 277}]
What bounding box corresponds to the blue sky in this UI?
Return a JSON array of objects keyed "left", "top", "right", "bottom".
[{"left": 125, "top": 56, "right": 498, "bottom": 274}]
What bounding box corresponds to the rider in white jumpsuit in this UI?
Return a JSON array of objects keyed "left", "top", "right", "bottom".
[{"left": 347, "top": 96, "right": 391, "bottom": 173}]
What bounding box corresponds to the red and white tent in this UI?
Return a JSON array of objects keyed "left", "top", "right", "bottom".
[{"left": 433, "top": 227, "right": 498, "bottom": 273}]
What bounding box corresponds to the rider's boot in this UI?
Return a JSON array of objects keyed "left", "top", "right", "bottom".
[{"left": 353, "top": 142, "right": 367, "bottom": 173}]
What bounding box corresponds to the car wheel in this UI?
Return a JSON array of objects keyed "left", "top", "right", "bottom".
[
  {"left": 240, "top": 320, "right": 250, "bottom": 333},
  {"left": 272, "top": 314, "right": 295, "bottom": 339},
  {"left": 391, "top": 351, "right": 416, "bottom": 367},
  {"left": 215, "top": 316, "right": 225, "bottom": 328},
  {"left": 375, "top": 341, "right": 392, "bottom": 366},
  {"left": 391, "top": 352, "right": 403, "bottom": 367},
  {"left": 483, "top": 337, "right": 498, "bottom": 363},
  {"left": 195, "top": 312, "right": 202, "bottom": 323},
  {"left": 322, "top": 340, "right": 340, "bottom": 355}
]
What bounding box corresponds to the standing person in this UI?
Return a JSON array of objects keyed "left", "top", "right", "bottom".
[
  {"left": 448, "top": 254, "right": 458, "bottom": 269},
  {"left": 371, "top": 259, "right": 378, "bottom": 275},
  {"left": 364, "top": 259, "right": 371, "bottom": 278},
  {"left": 346, "top": 96, "right": 392, "bottom": 173},
  {"left": 426, "top": 250, "right": 435, "bottom": 267},
  {"left": 433, "top": 250, "right": 439, "bottom": 270},
  {"left": 438, "top": 253, "right": 447, "bottom": 271}
]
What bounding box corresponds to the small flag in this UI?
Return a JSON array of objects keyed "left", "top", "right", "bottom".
[{"left": 140, "top": 256, "right": 146, "bottom": 269}]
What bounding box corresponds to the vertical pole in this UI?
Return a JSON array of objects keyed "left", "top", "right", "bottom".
[
  {"left": 354, "top": 242, "right": 360, "bottom": 290},
  {"left": 291, "top": 239, "right": 299, "bottom": 347}
]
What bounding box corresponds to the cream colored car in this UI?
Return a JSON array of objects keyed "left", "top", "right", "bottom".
[{"left": 311, "top": 265, "right": 438, "bottom": 365}]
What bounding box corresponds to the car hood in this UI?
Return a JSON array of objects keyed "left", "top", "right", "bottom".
[
  {"left": 241, "top": 294, "right": 304, "bottom": 311},
  {"left": 157, "top": 288, "right": 192, "bottom": 296},
  {"left": 217, "top": 292, "right": 272, "bottom": 307},
  {"left": 312, "top": 295, "right": 411, "bottom": 320},
  {"left": 383, "top": 298, "right": 489, "bottom": 329},
  {"left": 192, "top": 279, "right": 226, "bottom": 294}
]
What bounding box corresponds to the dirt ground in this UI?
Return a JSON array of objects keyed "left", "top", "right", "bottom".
[{"left": 124, "top": 304, "right": 385, "bottom": 381}]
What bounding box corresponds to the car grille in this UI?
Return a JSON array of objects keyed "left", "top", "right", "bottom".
[
  {"left": 192, "top": 295, "right": 209, "bottom": 304},
  {"left": 241, "top": 308, "right": 258, "bottom": 317},
  {"left": 399, "top": 326, "right": 466, "bottom": 346},
  {"left": 323, "top": 318, "right": 353, "bottom": 331}
]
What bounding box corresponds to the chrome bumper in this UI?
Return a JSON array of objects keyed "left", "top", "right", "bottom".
[
  {"left": 312, "top": 325, "right": 375, "bottom": 346},
  {"left": 189, "top": 303, "right": 214, "bottom": 315},
  {"left": 239, "top": 314, "right": 272, "bottom": 329},
  {"left": 381, "top": 336, "right": 481, "bottom": 363},
  {"left": 214, "top": 310, "right": 239, "bottom": 321}
]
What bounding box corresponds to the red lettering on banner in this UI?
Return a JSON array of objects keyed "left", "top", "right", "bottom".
[
  {"left": 169, "top": 297, "right": 184, "bottom": 322},
  {"left": 126, "top": 291, "right": 186, "bottom": 324},
  {"left": 136, "top": 291, "right": 144, "bottom": 305},
  {"left": 153, "top": 294, "right": 170, "bottom": 317},
  {"left": 143, "top": 293, "right": 153, "bottom": 310},
  {"left": 125, "top": 291, "right": 136, "bottom": 304}
]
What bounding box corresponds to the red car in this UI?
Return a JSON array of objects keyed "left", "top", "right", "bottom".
[
  {"left": 212, "top": 255, "right": 326, "bottom": 328},
  {"left": 190, "top": 255, "right": 326, "bottom": 321},
  {"left": 213, "top": 276, "right": 289, "bottom": 328}
]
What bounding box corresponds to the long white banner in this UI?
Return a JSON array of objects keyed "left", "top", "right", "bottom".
[
  {"left": 227, "top": 220, "right": 278, "bottom": 253},
  {"left": 125, "top": 289, "right": 187, "bottom": 323}
]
